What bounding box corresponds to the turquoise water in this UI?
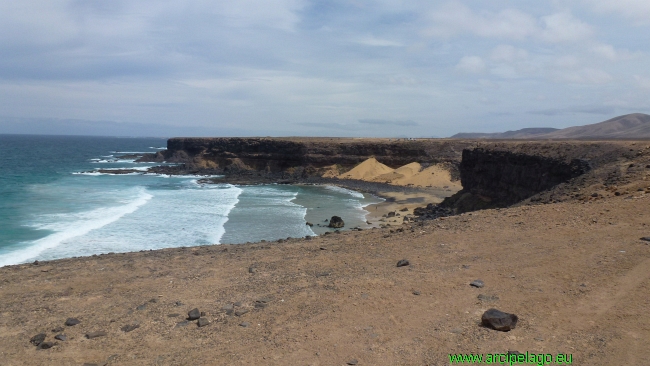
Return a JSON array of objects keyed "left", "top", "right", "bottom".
[{"left": 0, "top": 135, "right": 380, "bottom": 266}]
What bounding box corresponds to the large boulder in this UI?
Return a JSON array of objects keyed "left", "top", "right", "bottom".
[
  {"left": 328, "top": 216, "right": 345, "bottom": 228},
  {"left": 481, "top": 308, "right": 518, "bottom": 331}
]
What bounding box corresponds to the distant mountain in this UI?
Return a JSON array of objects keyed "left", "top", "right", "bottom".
[
  {"left": 451, "top": 113, "right": 650, "bottom": 139},
  {"left": 537, "top": 113, "right": 650, "bottom": 139},
  {"left": 451, "top": 128, "right": 559, "bottom": 139}
]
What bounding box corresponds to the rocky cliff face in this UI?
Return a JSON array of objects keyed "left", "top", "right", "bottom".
[
  {"left": 153, "top": 137, "right": 475, "bottom": 178},
  {"left": 149, "top": 137, "right": 642, "bottom": 213},
  {"left": 441, "top": 149, "right": 590, "bottom": 212},
  {"left": 440, "top": 141, "right": 638, "bottom": 213}
]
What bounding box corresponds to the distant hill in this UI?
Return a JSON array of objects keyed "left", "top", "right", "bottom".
[
  {"left": 538, "top": 113, "right": 650, "bottom": 139},
  {"left": 451, "top": 113, "right": 650, "bottom": 139}
]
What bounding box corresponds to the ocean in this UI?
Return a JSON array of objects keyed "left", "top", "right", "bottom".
[{"left": 0, "top": 135, "right": 381, "bottom": 267}]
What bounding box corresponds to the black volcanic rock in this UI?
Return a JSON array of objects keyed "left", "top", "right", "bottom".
[
  {"left": 187, "top": 308, "right": 201, "bottom": 320},
  {"left": 396, "top": 259, "right": 410, "bottom": 267},
  {"left": 65, "top": 318, "right": 81, "bottom": 326},
  {"left": 328, "top": 216, "right": 345, "bottom": 228},
  {"left": 481, "top": 308, "right": 518, "bottom": 331},
  {"left": 30, "top": 333, "right": 46, "bottom": 346}
]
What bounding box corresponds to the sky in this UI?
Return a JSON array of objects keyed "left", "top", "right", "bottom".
[{"left": 0, "top": 0, "right": 649, "bottom": 137}]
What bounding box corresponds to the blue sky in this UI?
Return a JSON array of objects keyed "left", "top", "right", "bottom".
[{"left": 1, "top": 0, "right": 649, "bottom": 137}]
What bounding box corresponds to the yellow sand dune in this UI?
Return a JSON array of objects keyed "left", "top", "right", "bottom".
[
  {"left": 338, "top": 157, "right": 393, "bottom": 180},
  {"left": 337, "top": 158, "right": 460, "bottom": 189}
]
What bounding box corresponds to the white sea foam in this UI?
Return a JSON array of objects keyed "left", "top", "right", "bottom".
[
  {"left": 145, "top": 173, "right": 224, "bottom": 179},
  {"left": 324, "top": 185, "right": 365, "bottom": 199},
  {"left": 109, "top": 151, "right": 151, "bottom": 154},
  {"left": 0, "top": 188, "right": 153, "bottom": 267}
]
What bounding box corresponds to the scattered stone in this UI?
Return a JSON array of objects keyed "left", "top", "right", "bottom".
[
  {"left": 470, "top": 280, "right": 485, "bottom": 288},
  {"left": 37, "top": 342, "right": 55, "bottom": 350},
  {"left": 175, "top": 321, "right": 190, "bottom": 328},
  {"left": 481, "top": 308, "right": 518, "bottom": 331},
  {"left": 306, "top": 222, "right": 313, "bottom": 226},
  {"left": 255, "top": 297, "right": 272, "bottom": 309},
  {"left": 396, "top": 259, "right": 410, "bottom": 267},
  {"left": 167, "top": 313, "right": 180, "bottom": 317},
  {"left": 477, "top": 294, "right": 499, "bottom": 302},
  {"left": 121, "top": 324, "right": 140, "bottom": 333},
  {"left": 461, "top": 265, "right": 470, "bottom": 269},
  {"left": 187, "top": 308, "right": 201, "bottom": 320},
  {"left": 400, "top": 207, "right": 408, "bottom": 212},
  {"left": 534, "top": 337, "right": 544, "bottom": 341},
  {"left": 347, "top": 359, "right": 359, "bottom": 365},
  {"left": 319, "top": 247, "right": 327, "bottom": 250},
  {"left": 316, "top": 271, "right": 330, "bottom": 278},
  {"left": 222, "top": 304, "right": 234, "bottom": 312},
  {"left": 54, "top": 334, "right": 67, "bottom": 341},
  {"left": 249, "top": 266, "right": 257, "bottom": 274},
  {"left": 412, "top": 290, "right": 421, "bottom": 295},
  {"left": 174, "top": 301, "right": 184, "bottom": 307},
  {"left": 136, "top": 304, "right": 147, "bottom": 311},
  {"left": 641, "top": 237, "right": 650, "bottom": 242},
  {"left": 239, "top": 322, "right": 250, "bottom": 327},
  {"left": 234, "top": 301, "right": 242, "bottom": 307},
  {"left": 30, "top": 333, "right": 46, "bottom": 346},
  {"left": 51, "top": 326, "right": 64, "bottom": 333},
  {"left": 86, "top": 331, "right": 107, "bottom": 339},
  {"left": 387, "top": 211, "right": 396, "bottom": 217},
  {"left": 65, "top": 318, "right": 81, "bottom": 326},
  {"left": 235, "top": 309, "right": 249, "bottom": 317},
  {"left": 328, "top": 216, "right": 345, "bottom": 228},
  {"left": 197, "top": 318, "right": 210, "bottom": 327},
  {"left": 33, "top": 260, "right": 39, "bottom": 266},
  {"left": 305, "top": 235, "right": 312, "bottom": 240}
]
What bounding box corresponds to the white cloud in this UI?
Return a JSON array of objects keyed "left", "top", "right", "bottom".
[
  {"left": 424, "top": 5, "right": 595, "bottom": 45},
  {"left": 456, "top": 56, "right": 486, "bottom": 74},
  {"left": 583, "top": 0, "right": 650, "bottom": 23},
  {"left": 207, "top": 0, "right": 306, "bottom": 31},
  {"left": 353, "top": 35, "right": 403, "bottom": 47},
  {"left": 553, "top": 67, "right": 613, "bottom": 84},
  {"left": 539, "top": 11, "right": 594, "bottom": 43},
  {"left": 490, "top": 45, "right": 528, "bottom": 62},
  {"left": 423, "top": 3, "right": 538, "bottom": 40},
  {"left": 0, "top": 1, "right": 78, "bottom": 46},
  {"left": 554, "top": 55, "right": 581, "bottom": 69},
  {"left": 591, "top": 44, "right": 617, "bottom": 60},
  {"left": 634, "top": 75, "right": 650, "bottom": 89}
]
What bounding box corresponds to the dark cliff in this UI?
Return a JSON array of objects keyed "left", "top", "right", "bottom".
[
  {"left": 147, "top": 137, "right": 644, "bottom": 213},
  {"left": 153, "top": 137, "right": 476, "bottom": 178},
  {"left": 440, "top": 141, "right": 640, "bottom": 213}
]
